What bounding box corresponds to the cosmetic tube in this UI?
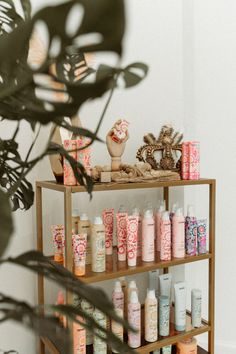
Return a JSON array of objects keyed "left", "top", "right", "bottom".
[
  {"left": 182, "top": 142, "right": 190, "bottom": 180},
  {"left": 78, "top": 213, "right": 91, "bottom": 265},
  {"left": 72, "top": 234, "right": 87, "bottom": 276},
  {"left": 197, "top": 219, "right": 207, "bottom": 254},
  {"left": 145, "top": 289, "right": 158, "bottom": 342},
  {"left": 156, "top": 202, "right": 166, "bottom": 252},
  {"left": 73, "top": 317, "right": 86, "bottom": 354},
  {"left": 93, "top": 309, "right": 107, "bottom": 354},
  {"left": 51, "top": 225, "right": 64, "bottom": 263},
  {"left": 111, "top": 308, "right": 124, "bottom": 353},
  {"left": 174, "top": 282, "right": 187, "bottom": 331},
  {"left": 72, "top": 209, "right": 80, "bottom": 234},
  {"left": 176, "top": 338, "right": 197, "bottom": 354},
  {"left": 142, "top": 209, "right": 155, "bottom": 262},
  {"left": 81, "top": 299, "right": 94, "bottom": 346},
  {"left": 128, "top": 290, "right": 141, "bottom": 348},
  {"left": 63, "top": 139, "right": 77, "bottom": 185},
  {"left": 102, "top": 208, "right": 114, "bottom": 255},
  {"left": 116, "top": 212, "right": 128, "bottom": 261},
  {"left": 191, "top": 289, "right": 202, "bottom": 328},
  {"left": 132, "top": 207, "right": 142, "bottom": 257},
  {"left": 159, "top": 295, "right": 170, "bottom": 336},
  {"left": 160, "top": 211, "right": 171, "bottom": 261},
  {"left": 127, "top": 215, "right": 139, "bottom": 266},
  {"left": 172, "top": 208, "right": 185, "bottom": 258},
  {"left": 91, "top": 217, "right": 106, "bottom": 272},
  {"left": 159, "top": 273, "right": 172, "bottom": 302},
  {"left": 185, "top": 206, "right": 197, "bottom": 256},
  {"left": 162, "top": 345, "right": 172, "bottom": 354},
  {"left": 189, "top": 141, "right": 200, "bottom": 180}
]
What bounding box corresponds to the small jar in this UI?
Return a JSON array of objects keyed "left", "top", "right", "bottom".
[{"left": 176, "top": 337, "right": 197, "bottom": 354}]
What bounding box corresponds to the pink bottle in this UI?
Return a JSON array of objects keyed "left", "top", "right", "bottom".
[
  {"left": 142, "top": 209, "right": 155, "bottom": 262},
  {"left": 156, "top": 202, "right": 166, "bottom": 252},
  {"left": 160, "top": 211, "right": 171, "bottom": 261},
  {"left": 172, "top": 208, "right": 185, "bottom": 258},
  {"left": 132, "top": 207, "right": 142, "bottom": 257},
  {"left": 128, "top": 290, "right": 141, "bottom": 348}
]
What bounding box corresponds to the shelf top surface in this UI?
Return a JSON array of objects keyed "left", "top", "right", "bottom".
[{"left": 36, "top": 178, "right": 215, "bottom": 193}]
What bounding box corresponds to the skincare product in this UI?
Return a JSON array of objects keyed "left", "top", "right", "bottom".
[
  {"left": 176, "top": 338, "right": 197, "bottom": 354},
  {"left": 93, "top": 309, "right": 107, "bottom": 354},
  {"left": 160, "top": 211, "right": 171, "bottom": 261},
  {"left": 91, "top": 216, "right": 106, "bottom": 272},
  {"left": 72, "top": 234, "right": 87, "bottom": 276},
  {"left": 159, "top": 295, "right": 170, "bottom": 336},
  {"left": 73, "top": 317, "right": 86, "bottom": 354},
  {"left": 185, "top": 206, "right": 197, "bottom": 256},
  {"left": 197, "top": 219, "right": 207, "bottom": 254},
  {"left": 132, "top": 207, "right": 142, "bottom": 257},
  {"left": 112, "top": 281, "right": 124, "bottom": 312},
  {"left": 63, "top": 139, "right": 77, "bottom": 185},
  {"left": 182, "top": 142, "right": 190, "bottom": 180},
  {"left": 159, "top": 273, "right": 172, "bottom": 302},
  {"left": 142, "top": 209, "right": 155, "bottom": 262},
  {"left": 156, "top": 202, "right": 166, "bottom": 252},
  {"left": 128, "top": 290, "right": 141, "bottom": 348},
  {"left": 81, "top": 299, "right": 94, "bottom": 346},
  {"left": 127, "top": 215, "right": 139, "bottom": 266},
  {"left": 102, "top": 208, "right": 114, "bottom": 255},
  {"left": 162, "top": 345, "right": 172, "bottom": 354},
  {"left": 78, "top": 213, "right": 91, "bottom": 265},
  {"left": 145, "top": 289, "right": 158, "bottom": 342},
  {"left": 172, "top": 208, "right": 185, "bottom": 258},
  {"left": 72, "top": 208, "right": 80, "bottom": 234},
  {"left": 189, "top": 141, "right": 200, "bottom": 180},
  {"left": 174, "top": 282, "right": 187, "bottom": 331},
  {"left": 191, "top": 289, "right": 202, "bottom": 328},
  {"left": 51, "top": 225, "right": 64, "bottom": 263},
  {"left": 111, "top": 308, "right": 123, "bottom": 353},
  {"left": 116, "top": 212, "right": 128, "bottom": 261}
]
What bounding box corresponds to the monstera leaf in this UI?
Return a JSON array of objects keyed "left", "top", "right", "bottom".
[{"left": 0, "top": 189, "right": 14, "bottom": 256}]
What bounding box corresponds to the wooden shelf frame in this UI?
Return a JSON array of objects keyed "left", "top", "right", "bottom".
[{"left": 36, "top": 178, "right": 216, "bottom": 354}]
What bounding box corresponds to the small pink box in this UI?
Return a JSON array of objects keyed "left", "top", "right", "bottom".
[
  {"left": 189, "top": 141, "right": 200, "bottom": 180},
  {"left": 63, "top": 140, "right": 77, "bottom": 186},
  {"left": 181, "top": 142, "right": 190, "bottom": 180}
]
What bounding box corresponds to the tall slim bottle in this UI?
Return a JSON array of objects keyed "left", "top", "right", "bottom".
[
  {"left": 132, "top": 207, "right": 142, "bottom": 257},
  {"left": 160, "top": 211, "right": 171, "bottom": 261},
  {"left": 156, "top": 202, "right": 166, "bottom": 252},
  {"left": 112, "top": 281, "right": 124, "bottom": 353},
  {"left": 78, "top": 213, "right": 91, "bottom": 265},
  {"left": 93, "top": 309, "right": 107, "bottom": 354},
  {"left": 185, "top": 205, "right": 197, "bottom": 256},
  {"left": 91, "top": 216, "right": 106, "bottom": 272},
  {"left": 145, "top": 289, "right": 158, "bottom": 342},
  {"left": 172, "top": 208, "right": 185, "bottom": 258},
  {"left": 128, "top": 291, "right": 141, "bottom": 348},
  {"left": 142, "top": 209, "right": 155, "bottom": 262}
]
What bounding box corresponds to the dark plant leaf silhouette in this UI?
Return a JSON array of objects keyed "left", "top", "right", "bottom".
[{"left": 0, "top": 190, "right": 14, "bottom": 256}]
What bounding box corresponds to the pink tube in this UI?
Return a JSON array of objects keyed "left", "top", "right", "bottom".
[
  {"left": 51, "top": 225, "right": 64, "bottom": 263},
  {"left": 127, "top": 216, "right": 138, "bottom": 267},
  {"left": 116, "top": 212, "right": 128, "bottom": 261},
  {"left": 72, "top": 234, "right": 87, "bottom": 276},
  {"left": 102, "top": 208, "right": 114, "bottom": 255},
  {"left": 182, "top": 142, "right": 190, "bottom": 180},
  {"left": 63, "top": 139, "right": 77, "bottom": 185}
]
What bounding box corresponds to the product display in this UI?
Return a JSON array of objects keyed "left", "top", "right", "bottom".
[
  {"left": 127, "top": 215, "right": 139, "bottom": 266},
  {"left": 181, "top": 141, "right": 200, "bottom": 180},
  {"left": 191, "top": 289, "right": 202, "bottom": 328},
  {"left": 72, "top": 209, "right": 80, "bottom": 234},
  {"left": 159, "top": 273, "right": 172, "bottom": 302},
  {"left": 116, "top": 212, "right": 128, "bottom": 261},
  {"left": 77, "top": 137, "right": 92, "bottom": 177},
  {"left": 91, "top": 217, "right": 106, "bottom": 273}
]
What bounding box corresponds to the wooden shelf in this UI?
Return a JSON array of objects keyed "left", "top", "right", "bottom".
[{"left": 36, "top": 178, "right": 215, "bottom": 194}]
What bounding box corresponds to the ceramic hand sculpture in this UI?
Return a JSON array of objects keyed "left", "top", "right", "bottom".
[{"left": 106, "top": 119, "right": 129, "bottom": 171}]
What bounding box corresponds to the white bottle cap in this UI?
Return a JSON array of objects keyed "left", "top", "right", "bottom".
[
  {"left": 128, "top": 280, "right": 137, "bottom": 290},
  {"left": 114, "top": 280, "right": 122, "bottom": 292},
  {"left": 162, "top": 211, "right": 170, "bottom": 221},
  {"left": 119, "top": 204, "right": 126, "bottom": 212},
  {"left": 80, "top": 213, "right": 89, "bottom": 221},
  {"left": 171, "top": 203, "right": 178, "bottom": 213},
  {"left": 130, "top": 290, "right": 139, "bottom": 304},
  {"left": 132, "top": 207, "right": 140, "bottom": 216},
  {"left": 72, "top": 208, "right": 80, "bottom": 217},
  {"left": 147, "top": 289, "right": 156, "bottom": 299},
  {"left": 175, "top": 208, "right": 183, "bottom": 217},
  {"left": 144, "top": 209, "right": 153, "bottom": 218},
  {"left": 94, "top": 216, "right": 103, "bottom": 225},
  {"left": 187, "top": 205, "right": 195, "bottom": 217}
]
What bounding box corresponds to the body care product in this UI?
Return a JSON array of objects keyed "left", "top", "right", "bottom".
[
  {"left": 56, "top": 291, "right": 66, "bottom": 327},
  {"left": 81, "top": 299, "right": 94, "bottom": 346},
  {"left": 119, "top": 277, "right": 128, "bottom": 318},
  {"left": 197, "top": 219, "right": 207, "bottom": 254},
  {"left": 159, "top": 295, "right": 170, "bottom": 336},
  {"left": 145, "top": 289, "right": 158, "bottom": 342},
  {"left": 185, "top": 206, "right": 197, "bottom": 256},
  {"left": 72, "top": 209, "right": 80, "bottom": 234},
  {"left": 162, "top": 345, "right": 172, "bottom": 354},
  {"left": 63, "top": 139, "right": 77, "bottom": 185},
  {"left": 160, "top": 212, "right": 171, "bottom": 261},
  {"left": 72, "top": 234, "right": 87, "bottom": 276},
  {"left": 191, "top": 289, "right": 202, "bottom": 328},
  {"left": 176, "top": 338, "right": 197, "bottom": 354},
  {"left": 174, "top": 282, "right": 187, "bottom": 331},
  {"left": 73, "top": 317, "right": 86, "bottom": 354},
  {"left": 51, "top": 225, "right": 64, "bottom": 263},
  {"left": 116, "top": 212, "right": 128, "bottom": 261},
  {"left": 172, "top": 208, "right": 185, "bottom": 258},
  {"left": 182, "top": 142, "right": 190, "bottom": 180},
  {"left": 142, "top": 209, "right": 155, "bottom": 262},
  {"left": 102, "top": 209, "right": 114, "bottom": 255},
  {"left": 111, "top": 308, "right": 123, "bottom": 353},
  {"left": 127, "top": 215, "right": 139, "bottom": 266},
  {"left": 132, "top": 207, "right": 142, "bottom": 257},
  {"left": 128, "top": 290, "right": 141, "bottom": 348},
  {"left": 156, "top": 202, "right": 166, "bottom": 252},
  {"left": 93, "top": 309, "right": 107, "bottom": 354},
  {"left": 91, "top": 217, "right": 105, "bottom": 272},
  {"left": 78, "top": 214, "right": 91, "bottom": 265},
  {"left": 77, "top": 137, "right": 92, "bottom": 177},
  {"left": 159, "top": 273, "right": 172, "bottom": 302},
  {"left": 128, "top": 280, "right": 138, "bottom": 302},
  {"left": 189, "top": 141, "right": 200, "bottom": 180},
  {"left": 112, "top": 281, "right": 124, "bottom": 312}
]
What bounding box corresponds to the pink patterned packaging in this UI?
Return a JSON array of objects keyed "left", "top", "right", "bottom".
[
  {"left": 189, "top": 141, "right": 200, "bottom": 180},
  {"left": 132, "top": 208, "right": 142, "bottom": 257},
  {"left": 160, "top": 212, "right": 171, "bottom": 261},
  {"left": 102, "top": 209, "right": 114, "bottom": 255},
  {"left": 111, "top": 119, "right": 129, "bottom": 144},
  {"left": 51, "top": 225, "right": 65, "bottom": 263},
  {"left": 185, "top": 216, "right": 198, "bottom": 256},
  {"left": 72, "top": 234, "right": 87, "bottom": 276},
  {"left": 77, "top": 137, "right": 91, "bottom": 180},
  {"left": 116, "top": 212, "right": 128, "bottom": 261},
  {"left": 197, "top": 219, "right": 207, "bottom": 254},
  {"left": 127, "top": 216, "right": 138, "bottom": 267},
  {"left": 181, "top": 142, "right": 190, "bottom": 180},
  {"left": 63, "top": 140, "right": 77, "bottom": 186}
]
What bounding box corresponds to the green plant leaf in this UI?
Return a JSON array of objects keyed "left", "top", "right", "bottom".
[
  {"left": 0, "top": 189, "right": 14, "bottom": 256},
  {"left": 121, "top": 62, "right": 149, "bottom": 88}
]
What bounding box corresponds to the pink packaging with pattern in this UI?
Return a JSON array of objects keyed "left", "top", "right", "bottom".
[
  {"left": 63, "top": 139, "right": 77, "bottom": 185},
  {"left": 116, "top": 212, "right": 128, "bottom": 261},
  {"left": 189, "top": 141, "right": 200, "bottom": 180},
  {"left": 77, "top": 137, "right": 91, "bottom": 180},
  {"left": 102, "top": 208, "right": 114, "bottom": 255},
  {"left": 181, "top": 142, "right": 190, "bottom": 180},
  {"left": 127, "top": 215, "right": 138, "bottom": 267},
  {"left": 160, "top": 212, "right": 171, "bottom": 261}
]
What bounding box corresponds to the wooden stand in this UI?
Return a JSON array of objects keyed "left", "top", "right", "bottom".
[{"left": 36, "top": 178, "right": 216, "bottom": 354}]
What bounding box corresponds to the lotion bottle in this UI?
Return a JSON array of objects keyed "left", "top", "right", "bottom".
[
  {"left": 91, "top": 216, "right": 105, "bottom": 273},
  {"left": 128, "top": 290, "right": 141, "bottom": 348},
  {"left": 145, "top": 289, "right": 158, "bottom": 342},
  {"left": 172, "top": 208, "right": 185, "bottom": 258},
  {"left": 160, "top": 211, "right": 171, "bottom": 261},
  {"left": 78, "top": 213, "right": 91, "bottom": 265},
  {"left": 142, "top": 209, "right": 155, "bottom": 262}
]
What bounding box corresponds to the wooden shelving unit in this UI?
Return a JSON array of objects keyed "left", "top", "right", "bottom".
[{"left": 36, "top": 178, "right": 215, "bottom": 354}]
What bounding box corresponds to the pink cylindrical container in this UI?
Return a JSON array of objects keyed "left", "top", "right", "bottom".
[
  {"left": 156, "top": 202, "right": 166, "bottom": 252},
  {"left": 127, "top": 215, "right": 138, "bottom": 267},
  {"left": 160, "top": 212, "right": 171, "bottom": 261},
  {"left": 51, "top": 225, "right": 65, "bottom": 263},
  {"left": 72, "top": 234, "right": 87, "bottom": 276},
  {"left": 132, "top": 207, "right": 142, "bottom": 257},
  {"left": 197, "top": 219, "right": 207, "bottom": 254},
  {"left": 142, "top": 209, "right": 155, "bottom": 262},
  {"left": 112, "top": 280, "right": 124, "bottom": 311},
  {"left": 189, "top": 141, "right": 200, "bottom": 180},
  {"left": 116, "top": 212, "right": 128, "bottom": 261},
  {"left": 63, "top": 139, "right": 77, "bottom": 185},
  {"left": 185, "top": 205, "right": 198, "bottom": 256},
  {"left": 102, "top": 208, "right": 114, "bottom": 255},
  {"left": 77, "top": 137, "right": 92, "bottom": 178},
  {"left": 181, "top": 142, "right": 190, "bottom": 180},
  {"left": 73, "top": 316, "right": 86, "bottom": 354},
  {"left": 172, "top": 208, "right": 185, "bottom": 258},
  {"left": 128, "top": 290, "right": 141, "bottom": 348}
]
